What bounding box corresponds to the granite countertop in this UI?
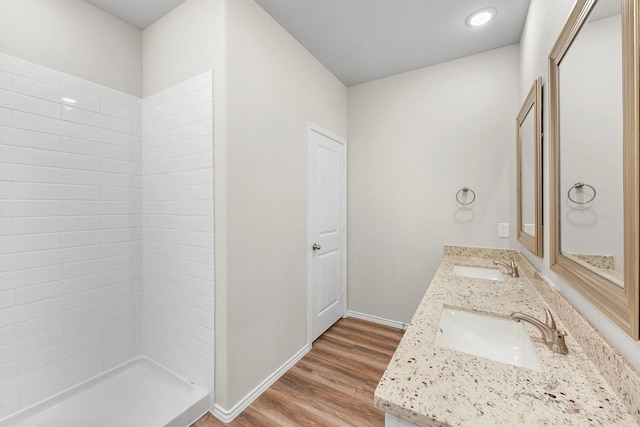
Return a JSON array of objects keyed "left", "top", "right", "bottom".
[{"left": 374, "top": 251, "right": 637, "bottom": 426}]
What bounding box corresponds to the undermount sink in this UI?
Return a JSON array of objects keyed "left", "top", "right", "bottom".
[
  {"left": 434, "top": 306, "right": 542, "bottom": 371},
  {"left": 453, "top": 265, "right": 504, "bottom": 281}
]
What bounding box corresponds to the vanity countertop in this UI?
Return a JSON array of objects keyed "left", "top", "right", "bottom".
[{"left": 374, "top": 251, "right": 637, "bottom": 426}]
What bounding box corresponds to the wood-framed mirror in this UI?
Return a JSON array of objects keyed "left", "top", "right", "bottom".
[
  {"left": 517, "top": 77, "right": 543, "bottom": 257},
  {"left": 549, "top": 0, "right": 640, "bottom": 339}
]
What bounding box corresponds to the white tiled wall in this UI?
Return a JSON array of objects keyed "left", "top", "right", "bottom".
[
  {"left": 142, "top": 71, "right": 214, "bottom": 394},
  {"left": 0, "top": 53, "right": 143, "bottom": 417},
  {"left": 0, "top": 54, "right": 214, "bottom": 417}
]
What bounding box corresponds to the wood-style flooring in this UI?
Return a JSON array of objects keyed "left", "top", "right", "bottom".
[{"left": 191, "top": 317, "right": 404, "bottom": 427}]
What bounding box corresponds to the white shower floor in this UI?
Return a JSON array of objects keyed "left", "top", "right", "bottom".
[{"left": 0, "top": 358, "right": 208, "bottom": 427}]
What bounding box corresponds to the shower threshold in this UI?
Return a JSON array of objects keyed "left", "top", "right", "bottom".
[{"left": 0, "top": 357, "right": 208, "bottom": 427}]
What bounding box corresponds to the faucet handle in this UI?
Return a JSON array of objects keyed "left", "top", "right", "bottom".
[
  {"left": 544, "top": 308, "right": 557, "bottom": 330},
  {"left": 510, "top": 259, "right": 520, "bottom": 277},
  {"left": 543, "top": 309, "right": 569, "bottom": 354}
]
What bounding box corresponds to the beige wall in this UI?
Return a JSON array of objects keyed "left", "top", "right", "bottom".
[
  {"left": 216, "top": 0, "right": 347, "bottom": 412},
  {"left": 519, "top": 0, "right": 640, "bottom": 370},
  {"left": 0, "top": 0, "right": 141, "bottom": 96},
  {"left": 348, "top": 45, "right": 519, "bottom": 323},
  {"left": 142, "top": 0, "right": 225, "bottom": 97}
]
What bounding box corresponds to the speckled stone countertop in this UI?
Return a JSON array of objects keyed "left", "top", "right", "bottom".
[{"left": 374, "top": 247, "right": 639, "bottom": 426}]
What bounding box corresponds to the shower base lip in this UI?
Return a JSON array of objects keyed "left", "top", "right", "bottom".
[{"left": 0, "top": 356, "right": 209, "bottom": 427}]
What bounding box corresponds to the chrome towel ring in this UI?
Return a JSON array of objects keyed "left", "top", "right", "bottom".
[
  {"left": 456, "top": 187, "right": 476, "bottom": 206},
  {"left": 567, "top": 182, "right": 596, "bottom": 204}
]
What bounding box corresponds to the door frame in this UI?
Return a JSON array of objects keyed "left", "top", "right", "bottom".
[{"left": 307, "top": 122, "right": 348, "bottom": 346}]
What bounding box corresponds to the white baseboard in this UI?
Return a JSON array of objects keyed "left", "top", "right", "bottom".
[
  {"left": 345, "top": 310, "right": 407, "bottom": 329},
  {"left": 211, "top": 343, "right": 311, "bottom": 423}
]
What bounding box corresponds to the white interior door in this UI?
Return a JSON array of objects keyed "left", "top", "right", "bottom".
[{"left": 309, "top": 125, "right": 346, "bottom": 342}]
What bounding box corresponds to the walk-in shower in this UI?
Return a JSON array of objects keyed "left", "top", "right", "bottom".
[{"left": 0, "top": 52, "right": 214, "bottom": 426}]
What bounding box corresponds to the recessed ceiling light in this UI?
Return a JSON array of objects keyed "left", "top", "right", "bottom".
[{"left": 466, "top": 8, "right": 497, "bottom": 27}]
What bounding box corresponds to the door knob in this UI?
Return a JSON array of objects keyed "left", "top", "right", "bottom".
[{"left": 312, "top": 243, "right": 321, "bottom": 251}]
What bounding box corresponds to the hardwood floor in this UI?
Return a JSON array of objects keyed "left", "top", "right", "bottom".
[{"left": 191, "top": 317, "right": 404, "bottom": 427}]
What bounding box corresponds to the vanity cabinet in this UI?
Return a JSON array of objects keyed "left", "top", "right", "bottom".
[{"left": 385, "top": 414, "right": 418, "bottom": 427}]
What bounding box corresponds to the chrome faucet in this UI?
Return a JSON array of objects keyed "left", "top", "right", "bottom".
[
  {"left": 511, "top": 309, "right": 569, "bottom": 355},
  {"left": 493, "top": 259, "right": 519, "bottom": 277}
]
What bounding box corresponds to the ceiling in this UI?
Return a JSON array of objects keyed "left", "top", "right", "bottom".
[
  {"left": 84, "top": 0, "right": 531, "bottom": 87},
  {"left": 85, "top": 0, "right": 186, "bottom": 30},
  {"left": 255, "top": 0, "right": 531, "bottom": 86}
]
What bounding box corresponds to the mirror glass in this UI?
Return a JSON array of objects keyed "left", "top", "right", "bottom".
[
  {"left": 558, "top": 0, "right": 624, "bottom": 285},
  {"left": 517, "top": 78, "right": 542, "bottom": 256},
  {"left": 549, "top": 0, "right": 639, "bottom": 339}
]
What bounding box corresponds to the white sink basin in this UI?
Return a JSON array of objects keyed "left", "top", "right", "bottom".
[
  {"left": 434, "top": 306, "right": 541, "bottom": 371},
  {"left": 453, "top": 265, "right": 504, "bottom": 281}
]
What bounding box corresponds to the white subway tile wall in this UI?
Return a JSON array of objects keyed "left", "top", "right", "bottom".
[
  {"left": 0, "top": 55, "right": 208, "bottom": 420},
  {"left": 141, "top": 71, "right": 214, "bottom": 395},
  {"left": 0, "top": 52, "right": 144, "bottom": 417}
]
